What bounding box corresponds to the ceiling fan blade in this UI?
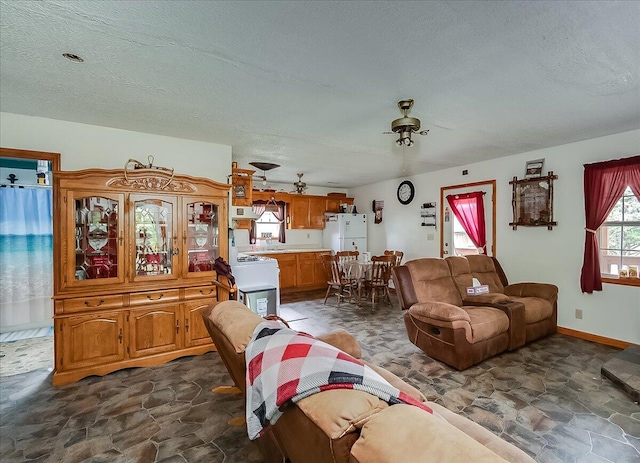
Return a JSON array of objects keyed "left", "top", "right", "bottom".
[{"left": 382, "top": 131, "right": 394, "bottom": 134}]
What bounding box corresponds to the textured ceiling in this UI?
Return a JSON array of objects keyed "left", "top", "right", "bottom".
[{"left": 1, "top": 1, "right": 639, "bottom": 188}]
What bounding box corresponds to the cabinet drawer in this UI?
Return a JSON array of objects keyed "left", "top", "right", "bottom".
[
  {"left": 130, "top": 289, "right": 180, "bottom": 306},
  {"left": 63, "top": 295, "right": 124, "bottom": 313},
  {"left": 184, "top": 285, "right": 218, "bottom": 300},
  {"left": 297, "top": 252, "right": 316, "bottom": 261}
]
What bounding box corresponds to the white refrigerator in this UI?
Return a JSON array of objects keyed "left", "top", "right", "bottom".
[{"left": 323, "top": 213, "right": 367, "bottom": 253}]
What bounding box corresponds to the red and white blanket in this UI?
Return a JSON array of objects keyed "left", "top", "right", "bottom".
[{"left": 245, "top": 320, "right": 432, "bottom": 440}]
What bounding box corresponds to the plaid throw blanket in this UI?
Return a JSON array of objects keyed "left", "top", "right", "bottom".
[{"left": 245, "top": 321, "right": 432, "bottom": 440}]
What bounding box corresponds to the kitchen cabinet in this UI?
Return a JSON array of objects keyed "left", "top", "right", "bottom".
[
  {"left": 53, "top": 168, "right": 233, "bottom": 385},
  {"left": 265, "top": 253, "right": 297, "bottom": 290},
  {"left": 255, "top": 251, "right": 329, "bottom": 293},
  {"left": 325, "top": 197, "right": 353, "bottom": 213},
  {"left": 297, "top": 251, "right": 328, "bottom": 289},
  {"left": 289, "top": 196, "right": 326, "bottom": 229},
  {"left": 231, "top": 167, "right": 254, "bottom": 207},
  {"left": 252, "top": 191, "right": 354, "bottom": 229}
]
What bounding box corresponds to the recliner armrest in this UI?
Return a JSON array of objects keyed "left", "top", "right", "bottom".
[
  {"left": 504, "top": 282, "right": 558, "bottom": 301},
  {"left": 489, "top": 301, "right": 526, "bottom": 350},
  {"left": 409, "top": 302, "right": 471, "bottom": 323}
]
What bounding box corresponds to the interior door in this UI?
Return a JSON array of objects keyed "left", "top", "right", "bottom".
[{"left": 440, "top": 180, "right": 496, "bottom": 257}]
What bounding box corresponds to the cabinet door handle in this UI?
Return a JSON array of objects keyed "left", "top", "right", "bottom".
[
  {"left": 183, "top": 230, "right": 187, "bottom": 244},
  {"left": 118, "top": 328, "right": 123, "bottom": 344},
  {"left": 199, "top": 289, "right": 214, "bottom": 296},
  {"left": 84, "top": 299, "right": 105, "bottom": 307},
  {"left": 175, "top": 320, "right": 180, "bottom": 334},
  {"left": 146, "top": 293, "right": 164, "bottom": 301},
  {"left": 185, "top": 318, "right": 190, "bottom": 332},
  {"left": 118, "top": 230, "right": 123, "bottom": 245}
]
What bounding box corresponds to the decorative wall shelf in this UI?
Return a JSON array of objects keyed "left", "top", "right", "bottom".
[
  {"left": 421, "top": 202, "right": 437, "bottom": 227},
  {"left": 509, "top": 172, "right": 558, "bottom": 230}
]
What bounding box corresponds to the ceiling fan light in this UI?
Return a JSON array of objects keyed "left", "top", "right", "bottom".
[{"left": 395, "top": 139, "right": 403, "bottom": 146}]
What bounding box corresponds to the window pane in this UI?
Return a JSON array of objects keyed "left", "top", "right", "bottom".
[
  {"left": 621, "top": 250, "right": 640, "bottom": 274},
  {"left": 606, "top": 198, "right": 623, "bottom": 221},
  {"left": 600, "top": 225, "right": 622, "bottom": 249},
  {"left": 599, "top": 249, "right": 621, "bottom": 275},
  {"left": 256, "top": 212, "right": 280, "bottom": 240},
  {"left": 623, "top": 192, "right": 640, "bottom": 221},
  {"left": 622, "top": 226, "right": 640, "bottom": 250}
]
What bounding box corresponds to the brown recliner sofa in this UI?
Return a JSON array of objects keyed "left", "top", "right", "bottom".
[
  {"left": 202, "top": 300, "right": 535, "bottom": 463},
  {"left": 459, "top": 255, "right": 558, "bottom": 345},
  {"left": 391, "top": 258, "right": 518, "bottom": 370}
]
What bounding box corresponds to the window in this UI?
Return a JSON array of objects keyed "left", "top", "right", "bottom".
[
  {"left": 255, "top": 211, "right": 280, "bottom": 242},
  {"left": 599, "top": 186, "right": 640, "bottom": 277}
]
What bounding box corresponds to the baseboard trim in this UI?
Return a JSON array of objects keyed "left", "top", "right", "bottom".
[{"left": 556, "top": 327, "right": 635, "bottom": 349}]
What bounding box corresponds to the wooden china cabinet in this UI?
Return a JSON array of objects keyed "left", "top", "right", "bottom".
[{"left": 52, "top": 168, "right": 232, "bottom": 385}]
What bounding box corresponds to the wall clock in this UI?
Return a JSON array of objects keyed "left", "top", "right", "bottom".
[{"left": 397, "top": 180, "right": 415, "bottom": 205}]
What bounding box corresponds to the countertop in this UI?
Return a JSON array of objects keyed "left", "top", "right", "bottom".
[{"left": 245, "top": 248, "right": 332, "bottom": 255}]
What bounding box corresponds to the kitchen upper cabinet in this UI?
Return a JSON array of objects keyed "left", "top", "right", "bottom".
[
  {"left": 325, "top": 197, "right": 353, "bottom": 213},
  {"left": 289, "top": 196, "right": 326, "bottom": 229},
  {"left": 53, "top": 168, "right": 233, "bottom": 385},
  {"left": 231, "top": 167, "right": 254, "bottom": 206}
]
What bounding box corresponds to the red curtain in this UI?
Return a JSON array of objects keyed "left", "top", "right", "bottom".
[
  {"left": 446, "top": 191, "right": 486, "bottom": 254},
  {"left": 580, "top": 155, "right": 640, "bottom": 293}
]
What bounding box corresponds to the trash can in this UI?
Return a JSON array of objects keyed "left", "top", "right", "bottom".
[{"left": 238, "top": 285, "right": 277, "bottom": 317}]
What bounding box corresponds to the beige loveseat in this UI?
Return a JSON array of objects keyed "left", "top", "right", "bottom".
[{"left": 202, "top": 300, "right": 535, "bottom": 463}]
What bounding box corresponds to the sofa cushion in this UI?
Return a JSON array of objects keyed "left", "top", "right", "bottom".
[
  {"left": 207, "top": 300, "right": 262, "bottom": 353},
  {"left": 296, "top": 389, "right": 389, "bottom": 439},
  {"left": 350, "top": 404, "right": 508, "bottom": 463},
  {"left": 509, "top": 296, "right": 554, "bottom": 324},
  {"left": 427, "top": 402, "right": 535, "bottom": 463},
  {"left": 445, "top": 255, "right": 474, "bottom": 297},
  {"left": 463, "top": 307, "right": 510, "bottom": 343},
  {"left": 466, "top": 255, "right": 505, "bottom": 293},
  {"left": 406, "top": 258, "right": 463, "bottom": 306},
  {"left": 316, "top": 328, "right": 362, "bottom": 359}
]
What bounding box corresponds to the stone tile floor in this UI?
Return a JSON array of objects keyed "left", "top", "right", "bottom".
[{"left": 0, "top": 290, "right": 638, "bottom": 462}]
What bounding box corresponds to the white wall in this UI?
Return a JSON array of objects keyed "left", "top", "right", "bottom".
[
  {"left": 0, "top": 112, "right": 232, "bottom": 182},
  {"left": 350, "top": 130, "right": 640, "bottom": 344}
]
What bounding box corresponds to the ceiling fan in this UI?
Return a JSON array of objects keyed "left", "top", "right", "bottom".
[
  {"left": 291, "top": 173, "right": 308, "bottom": 194},
  {"left": 384, "top": 99, "right": 429, "bottom": 147}
]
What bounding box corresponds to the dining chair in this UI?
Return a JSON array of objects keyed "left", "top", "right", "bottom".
[
  {"left": 320, "top": 254, "right": 357, "bottom": 307},
  {"left": 336, "top": 250, "right": 360, "bottom": 286},
  {"left": 358, "top": 254, "right": 395, "bottom": 309},
  {"left": 384, "top": 250, "right": 404, "bottom": 267}
]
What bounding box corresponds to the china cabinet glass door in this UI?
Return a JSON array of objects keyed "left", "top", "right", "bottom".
[
  {"left": 183, "top": 198, "right": 223, "bottom": 277},
  {"left": 131, "top": 195, "right": 178, "bottom": 280},
  {"left": 67, "top": 191, "right": 124, "bottom": 287}
]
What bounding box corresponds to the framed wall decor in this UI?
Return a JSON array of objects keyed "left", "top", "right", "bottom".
[
  {"left": 525, "top": 158, "right": 545, "bottom": 178},
  {"left": 509, "top": 172, "right": 558, "bottom": 230}
]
